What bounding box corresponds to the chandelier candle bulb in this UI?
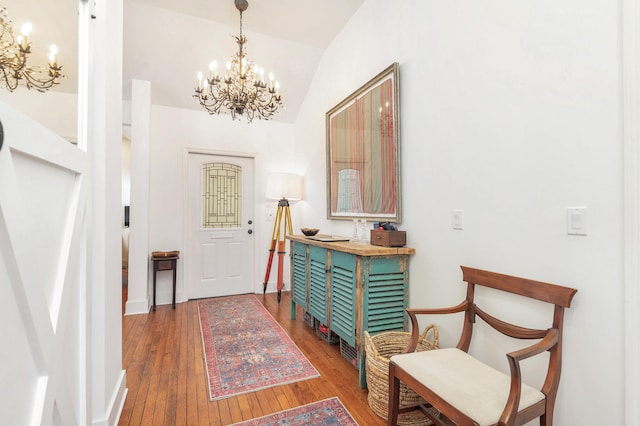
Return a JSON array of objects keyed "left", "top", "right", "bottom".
[
  {"left": 49, "top": 45, "right": 57, "bottom": 66},
  {"left": 20, "top": 22, "right": 31, "bottom": 49},
  {"left": 209, "top": 61, "right": 217, "bottom": 79},
  {"left": 21, "top": 22, "right": 31, "bottom": 35}
]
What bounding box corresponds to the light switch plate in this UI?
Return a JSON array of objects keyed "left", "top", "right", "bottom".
[
  {"left": 567, "top": 207, "right": 587, "bottom": 236},
  {"left": 452, "top": 209, "right": 464, "bottom": 230}
]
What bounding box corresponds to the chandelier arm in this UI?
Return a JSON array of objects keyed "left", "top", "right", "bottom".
[
  {"left": 22, "top": 67, "right": 59, "bottom": 92},
  {"left": 0, "top": 7, "right": 65, "bottom": 92},
  {"left": 0, "top": 66, "right": 17, "bottom": 91}
]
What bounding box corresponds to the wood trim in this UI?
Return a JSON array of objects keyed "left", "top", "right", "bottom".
[
  {"left": 287, "top": 234, "right": 415, "bottom": 256},
  {"left": 461, "top": 266, "right": 577, "bottom": 308}
]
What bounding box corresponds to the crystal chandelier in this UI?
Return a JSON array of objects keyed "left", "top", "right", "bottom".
[
  {"left": 0, "top": 5, "right": 63, "bottom": 92},
  {"left": 194, "top": 0, "right": 283, "bottom": 123}
]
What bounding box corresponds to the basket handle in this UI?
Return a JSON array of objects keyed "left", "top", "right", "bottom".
[
  {"left": 364, "top": 331, "right": 379, "bottom": 357},
  {"left": 418, "top": 324, "right": 439, "bottom": 347}
]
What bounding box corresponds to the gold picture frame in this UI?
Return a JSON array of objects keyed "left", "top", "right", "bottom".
[{"left": 326, "top": 62, "right": 401, "bottom": 222}]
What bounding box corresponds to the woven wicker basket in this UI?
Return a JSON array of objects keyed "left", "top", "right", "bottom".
[{"left": 364, "top": 326, "right": 440, "bottom": 425}]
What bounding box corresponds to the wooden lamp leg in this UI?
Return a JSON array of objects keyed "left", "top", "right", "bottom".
[
  {"left": 276, "top": 240, "right": 285, "bottom": 302},
  {"left": 262, "top": 205, "right": 283, "bottom": 293},
  {"left": 263, "top": 199, "right": 293, "bottom": 303}
]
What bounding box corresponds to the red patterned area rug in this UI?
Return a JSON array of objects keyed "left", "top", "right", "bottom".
[
  {"left": 230, "top": 397, "right": 358, "bottom": 426},
  {"left": 197, "top": 295, "right": 320, "bottom": 401}
]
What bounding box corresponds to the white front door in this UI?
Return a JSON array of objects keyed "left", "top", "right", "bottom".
[{"left": 187, "top": 153, "right": 255, "bottom": 299}]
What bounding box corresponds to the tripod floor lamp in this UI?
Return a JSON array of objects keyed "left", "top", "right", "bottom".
[{"left": 263, "top": 173, "right": 302, "bottom": 302}]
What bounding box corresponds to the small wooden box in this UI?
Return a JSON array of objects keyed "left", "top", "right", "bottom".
[{"left": 370, "top": 230, "right": 406, "bottom": 247}]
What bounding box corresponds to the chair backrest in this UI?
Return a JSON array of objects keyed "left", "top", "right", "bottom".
[
  {"left": 456, "top": 266, "right": 577, "bottom": 411},
  {"left": 456, "top": 266, "right": 577, "bottom": 352}
]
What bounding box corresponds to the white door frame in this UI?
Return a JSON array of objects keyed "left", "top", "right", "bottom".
[
  {"left": 182, "top": 148, "right": 257, "bottom": 300},
  {"left": 623, "top": 0, "right": 640, "bottom": 423}
]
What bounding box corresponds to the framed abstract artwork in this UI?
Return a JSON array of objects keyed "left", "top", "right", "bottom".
[{"left": 326, "top": 62, "right": 401, "bottom": 222}]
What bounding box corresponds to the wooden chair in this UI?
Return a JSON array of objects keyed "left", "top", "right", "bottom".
[{"left": 388, "top": 266, "right": 577, "bottom": 426}]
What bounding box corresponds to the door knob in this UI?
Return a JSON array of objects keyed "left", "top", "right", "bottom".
[
  {"left": 247, "top": 229, "right": 253, "bottom": 234},
  {"left": 248, "top": 220, "right": 253, "bottom": 225}
]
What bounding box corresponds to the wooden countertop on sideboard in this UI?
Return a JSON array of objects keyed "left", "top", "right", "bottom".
[{"left": 287, "top": 234, "right": 415, "bottom": 256}]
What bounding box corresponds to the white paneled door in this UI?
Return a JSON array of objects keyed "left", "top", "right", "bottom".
[
  {"left": 0, "top": 103, "right": 88, "bottom": 425},
  {"left": 187, "top": 153, "right": 255, "bottom": 299}
]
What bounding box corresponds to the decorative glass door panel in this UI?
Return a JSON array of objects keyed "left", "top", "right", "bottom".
[
  {"left": 202, "top": 162, "right": 242, "bottom": 228},
  {"left": 188, "top": 154, "right": 254, "bottom": 299}
]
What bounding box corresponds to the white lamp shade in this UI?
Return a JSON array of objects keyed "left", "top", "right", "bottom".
[{"left": 266, "top": 173, "right": 302, "bottom": 201}]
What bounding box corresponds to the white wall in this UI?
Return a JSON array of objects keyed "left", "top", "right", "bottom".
[
  {"left": 122, "top": 138, "right": 131, "bottom": 268},
  {"left": 126, "top": 102, "right": 300, "bottom": 308},
  {"left": 0, "top": 89, "right": 78, "bottom": 143},
  {"left": 90, "top": 0, "right": 127, "bottom": 424},
  {"left": 122, "top": 138, "right": 131, "bottom": 207},
  {"left": 295, "top": 0, "right": 623, "bottom": 423},
  {"left": 124, "top": 80, "right": 152, "bottom": 315}
]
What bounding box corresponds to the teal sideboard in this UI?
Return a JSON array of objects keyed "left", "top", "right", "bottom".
[{"left": 287, "top": 235, "right": 415, "bottom": 388}]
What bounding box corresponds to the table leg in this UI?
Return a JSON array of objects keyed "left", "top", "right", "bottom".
[
  {"left": 172, "top": 259, "right": 176, "bottom": 308},
  {"left": 152, "top": 263, "right": 157, "bottom": 312}
]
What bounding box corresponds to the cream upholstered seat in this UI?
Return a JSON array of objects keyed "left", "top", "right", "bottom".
[
  {"left": 387, "top": 266, "right": 577, "bottom": 426},
  {"left": 390, "top": 348, "right": 544, "bottom": 426}
]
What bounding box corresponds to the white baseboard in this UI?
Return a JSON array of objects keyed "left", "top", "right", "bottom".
[
  {"left": 92, "top": 370, "right": 127, "bottom": 426},
  {"left": 124, "top": 298, "right": 149, "bottom": 315}
]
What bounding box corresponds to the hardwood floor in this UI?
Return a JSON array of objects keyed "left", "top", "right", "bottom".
[{"left": 119, "top": 287, "right": 386, "bottom": 425}]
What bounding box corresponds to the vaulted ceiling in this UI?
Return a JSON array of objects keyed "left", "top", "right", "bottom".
[
  {"left": 124, "top": 0, "right": 363, "bottom": 122},
  {"left": 5, "top": 0, "right": 364, "bottom": 124},
  {"left": 125, "top": 0, "right": 365, "bottom": 123}
]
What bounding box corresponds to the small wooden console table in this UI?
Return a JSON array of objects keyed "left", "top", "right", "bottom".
[{"left": 151, "top": 254, "right": 179, "bottom": 311}]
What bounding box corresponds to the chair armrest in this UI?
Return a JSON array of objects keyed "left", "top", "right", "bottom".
[
  {"left": 402, "top": 301, "right": 468, "bottom": 353},
  {"left": 508, "top": 328, "right": 559, "bottom": 362},
  {"left": 406, "top": 301, "right": 469, "bottom": 317},
  {"left": 500, "top": 329, "right": 559, "bottom": 424}
]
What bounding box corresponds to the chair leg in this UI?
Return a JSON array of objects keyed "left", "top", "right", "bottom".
[
  {"left": 388, "top": 362, "right": 401, "bottom": 426},
  {"left": 540, "top": 400, "right": 553, "bottom": 426}
]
